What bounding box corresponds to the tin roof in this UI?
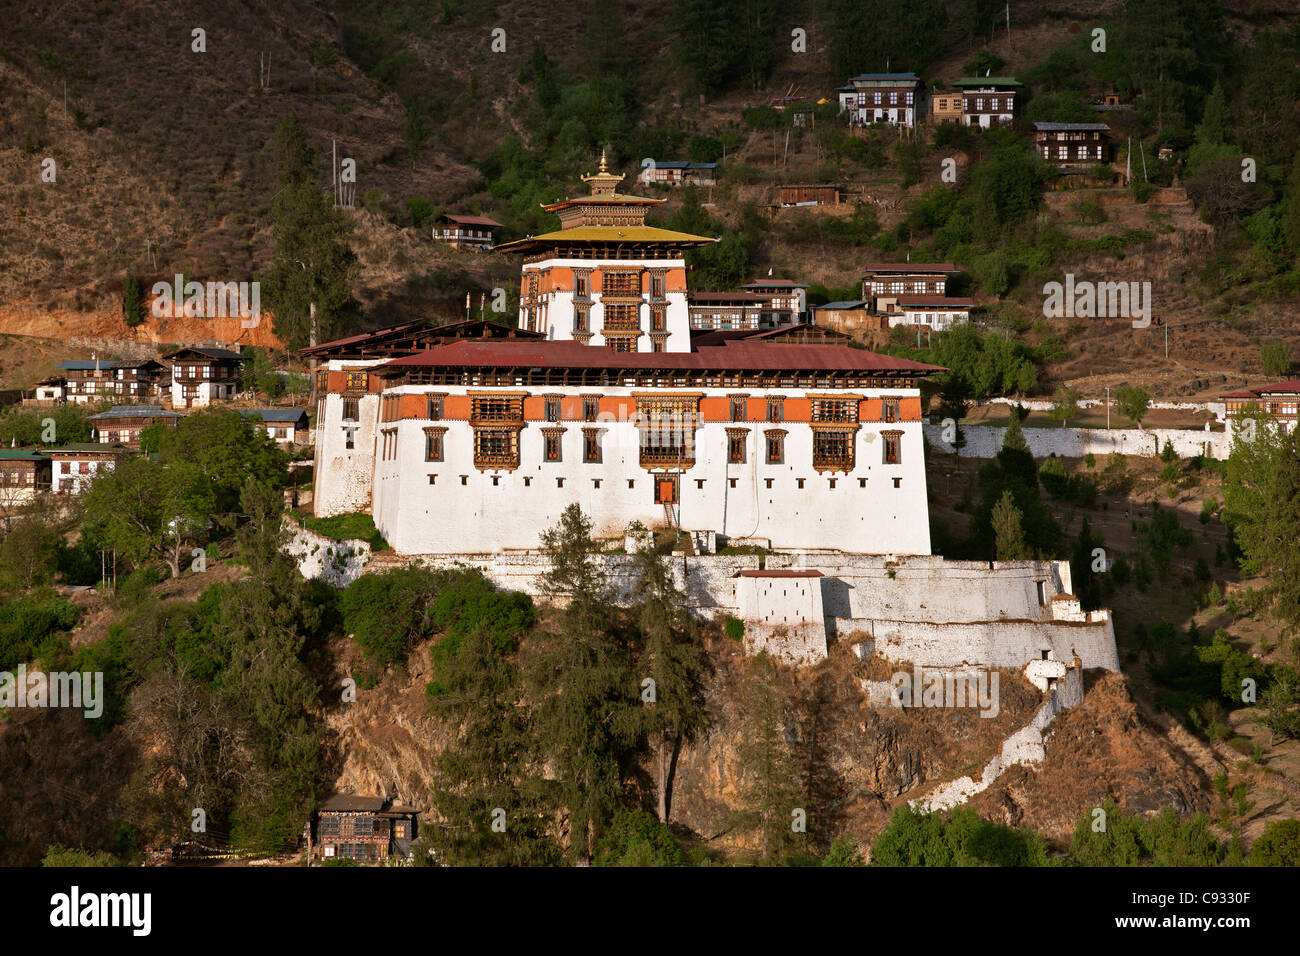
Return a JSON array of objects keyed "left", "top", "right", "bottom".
[
  {"left": 319, "top": 794, "right": 387, "bottom": 813},
  {"left": 0, "top": 450, "right": 50, "bottom": 461},
  {"left": 161, "top": 347, "right": 247, "bottom": 362},
  {"left": 48, "top": 443, "right": 128, "bottom": 454},
  {"left": 89, "top": 405, "right": 177, "bottom": 419},
  {"left": 241, "top": 409, "right": 308, "bottom": 424},
  {"left": 440, "top": 214, "right": 504, "bottom": 228},
  {"left": 1221, "top": 378, "right": 1300, "bottom": 398},
  {"left": 814, "top": 300, "right": 870, "bottom": 310},
  {"left": 743, "top": 278, "right": 807, "bottom": 289},
  {"left": 1033, "top": 122, "right": 1111, "bottom": 131},
  {"left": 862, "top": 262, "right": 956, "bottom": 274}
]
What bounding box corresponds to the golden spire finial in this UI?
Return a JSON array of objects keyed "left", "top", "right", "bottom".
[{"left": 598, "top": 148, "right": 608, "bottom": 173}]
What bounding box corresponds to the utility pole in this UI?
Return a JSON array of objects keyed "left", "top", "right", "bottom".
[{"left": 1105, "top": 386, "right": 1110, "bottom": 430}]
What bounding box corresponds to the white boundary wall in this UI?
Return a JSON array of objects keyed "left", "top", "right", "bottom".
[{"left": 924, "top": 423, "right": 1229, "bottom": 460}]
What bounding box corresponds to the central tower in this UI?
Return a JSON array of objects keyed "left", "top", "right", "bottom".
[{"left": 495, "top": 152, "right": 715, "bottom": 353}]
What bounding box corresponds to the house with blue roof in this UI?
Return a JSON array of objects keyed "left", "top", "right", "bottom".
[{"left": 240, "top": 408, "right": 310, "bottom": 446}]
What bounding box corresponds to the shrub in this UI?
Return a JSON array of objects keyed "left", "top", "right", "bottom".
[{"left": 724, "top": 616, "right": 744, "bottom": 640}]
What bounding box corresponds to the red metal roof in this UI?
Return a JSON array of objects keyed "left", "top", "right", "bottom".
[
  {"left": 734, "top": 569, "right": 824, "bottom": 578},
  {"left": 862, "top": 263, "right": 957, "bottom": 274},
  {"left": 689, "top": 292, "right": 769, "bottom": 302},
  {"left": 376, "top": 339, "right": 945, "bottom": 374},
  {"left": 1220, "top": 378, "right": 1300, "bottom": 398},
  {"left": 441, "top": 214, "right": 503, "bottom": 228}
]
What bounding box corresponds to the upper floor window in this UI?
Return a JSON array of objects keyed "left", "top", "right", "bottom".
[
  {"left": 424, "top": 427, "right": 446, "bottom": 462},
  {"left": 583, "top": 397, "right": 600, "bottom": 422},
  {"left": 883, "top": 430, "right": 902, "bottom": 465},
  {"left": 727, "top": 429, "right": 747, "bottom": 464},
  {"left": 729, "top": 397, "right": 747, "bottom": 422},
  {"left": 583, "top": 428, "right": 601, "bottom": 463},
  {"left": 883, "top": 398, "right": 899, "bottom": 423},
  {"left": 543, "top": 429, "right": 563, "bottom": 462},
  {"left": 545, "top": 397, "right": 561, "bottom": 422},
  {"left": 343, "top": 399, "right": 359, "bottom": 422},
  {"left": 765, "top": 429, "right": 785, "bottom": 464},
  {"left": 767, "top": 398, "right": 784, "bottom": 422},
  {"left": 428, "top": 395, "right": 444, "bottom": 420}
]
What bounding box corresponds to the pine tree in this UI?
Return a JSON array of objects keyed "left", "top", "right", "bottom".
[
  {"left": 1001, "top": 408, "right": 1028, "bottom": 451},
  {"left": 991, "top": 489, "right": 1030, "bottom": 560},
  {"left": 629, "top": 547, "right": 707, "bottom": 823},
  {"left": 259, "top": 116, "right": 358, "bottom": 349},
  {"left": 528, "top": 505, "right": 640, "bottom": 862},
  {"left": 734, "top": 653, "right": 803, "bottom": 862}
]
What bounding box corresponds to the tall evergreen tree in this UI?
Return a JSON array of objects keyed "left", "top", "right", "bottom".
[
  {"left": 629, "top": 547, "right": 707, "bottom": 823},
  {"left": 528, "top": 505, "right": 640, "bottom": 862},
  {"left": 734, "top": 653, "right": 803, "bottom": 862},
  {"left": 259, "top": 116, "right": 358, "bottom": 349}
]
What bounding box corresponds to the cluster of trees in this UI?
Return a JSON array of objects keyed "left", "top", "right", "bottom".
[
  {"left": 411, "top": 505, "right": 711, "bottom": 865},
  {"left": 82, "top": 408, "right": 288, "bottom": 579}
]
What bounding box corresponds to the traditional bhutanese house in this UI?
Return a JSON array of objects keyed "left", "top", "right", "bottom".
[
  {"left": 860, "top": 263, "right": 956, "bottom": 312},
  {"left": 928, "top": 87, "right": 963, "bottom": 124},
  {"left": 241, "top": 408, "right": 310, "bottom": 446},
  {"left": 48, "top": 444, "right": 127, "bottom": 495},
  {"left": 433, "top": 214, "right": 504, "bottom": 252},
  {"left": 316, "top": 794, "right": 419, "bottom": 863},
  {"left": 952, "top": 77, "right": 1022, "bottom": 127},
  {"left": 1221, "top": 378, "right": 1300, "bottom": 436},
  {"left": 835, "top": 73, "right": 922, "bottom": 127},
  {"left": 688, "top": 292, "right": 767, "bottom": 331},
  {"left": 58, "top": 360, "right": 117, "bottom": 404},
  {"left": 33, "top": 376, "right": 66, "bottom": 402},
  {"left": 161, "top": 347, "right": 247, "bottom": 408},
  {"left": 886, "top": 295, "right": 974, "bottom": 331},
  {"left": 88, "top": 405, "right": 180, "bottom": 449},
  {"left": 106, "top": 359, "right": 168, "bottom": 401},
  {"left": 636, "top": 161, "right": 719, "bottom": 187},
  {"left": 302, "top": 318, "right": 542, "bottom": 367},
  {"left": 742, "top": 278, "right": 807, "bottom": 325},
  {"left": 0, "top": 450, "right": 52, "bottom": 499},
  {"left": 778, "top": 185, "right": 841, "bottom": 207},
  {"left": 1033, "top": 122, "right": 1112, "bottom": 165},
  {"left": 494, "top": 151, "right": 717, "bottom": 353}
]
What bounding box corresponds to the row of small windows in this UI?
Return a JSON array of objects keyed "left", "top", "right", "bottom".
[
  {"left": 416, "top": 427, "right": 903, "bottom": 467},
  {"left": 430, "top": 473, "right": 906, "bottom": 490},
  {"left": 408, "top": 396, "right": 898, "bottom": 425}
]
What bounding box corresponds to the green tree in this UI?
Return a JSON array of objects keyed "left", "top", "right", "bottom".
[
  {"left": 593, "top": 808, "right": 687, "bottom": 866},
  {"left": 1049, "top": 386, "right": 1080, "bottom": 427},
  {"left": 122, "top": 273, "right": 147, "bottom": 328},
  {"left": 155, "top": 407, "right": 288, "bottom": 513},
  {"left": 629, "top": 547, "right": 707, "bottom": 823},
  {"left": 1222, "top": 410, "right": 1300, "bottom": 634},
  {"left": 528, "top": 505, "right": 639, "bottom": 862},
  {"left": 734, "top": 653, "right": 803, "bottom": 862},
  {"left": 1114, "top": 385, "right": 1152, "bottom": 427},
  {"left": 822, "top": 835, "right": 866, "bottom": 866},
  {"left": 427, "top": 615, "right": 560, "bottom": 866},
  {"left": 1001, "top": 408, "right": 1028, "bottom": 451},
  {"left": 259, "top": 116, "right": 359, "bottom": 349},
  {"left": 1261, "top": 341, "right": 1292, "bottom": 378},
  {"left": 83, "top": 457, "right": 216, "bottom": 578},
  {"left": 401, "top": 106, "right": 429, "bottom": 165},
  {"left": 1250, "top": 819, "right": 1300, "bottom": 866},
  {"left": 991, "top": 489, "right": 1030, "bottom": 560},
  {"left": 0, "top": 515, "right": 61, "bottom": 593}
]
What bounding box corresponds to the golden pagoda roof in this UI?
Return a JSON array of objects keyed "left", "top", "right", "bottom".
[
  {"left": 543, "top": 148, "right": 664, "bottom": 212},
  {"left": 494, "top": 224, "right": 717, "bottom": 254}
]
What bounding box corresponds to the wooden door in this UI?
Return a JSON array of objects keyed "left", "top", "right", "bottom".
[{"left": 654, "top": 476, "right": 677, "bottom": 504}]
